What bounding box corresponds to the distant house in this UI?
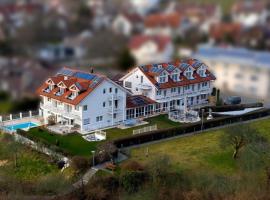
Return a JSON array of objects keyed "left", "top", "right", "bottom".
[
  {"left": 209, "top": 23, "right": 242, "bottom": 44},
  {"left": 62, "top": 30, "right": 92, "bottom": 59},
  {"left": 144, "top": 13, "right": 182, "bottom": 37},
  {"left": 231, "top": 1, "right": 268, "bottom": 27},
  {"left": 165, "top": 2, "right": 221, "bottom": 34},
  {"left": 0, "top": 57, "right": 55, "bottom": 99},
  {"left": 128, "top": 35, "right": 173, "bottom": 65},
  {"left": 194, "top": 45, "right": 270, "bottom": 99},
  {"left": 112, "top": 12, "right": 143, "bottom": 36},
  {"left": 38, "top": 45, "right": 76, "bottom": 62},
  {"left": 129, "top": 0, "right": 161, "bottom": 15}
]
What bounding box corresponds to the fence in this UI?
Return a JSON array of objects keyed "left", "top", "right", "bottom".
[
  {"left": 0, "top": 110, "right": 40, "bottom": 123},
  {"left": 133, "top": 124, "right": 157, "bottom": 135},
  {"left": 114, "top": 108, "right": 270, "bottom": 148}
]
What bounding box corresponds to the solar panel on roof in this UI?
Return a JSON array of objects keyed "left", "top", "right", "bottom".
[
  {"left": 74, "top": 72, "right": 96, "bottom": 80},
  {"left": 180, "top": 63, "right": 190, "bottom": 69},
  {"left": 89, "top": 77, "right": 102, "bottom": 88},
  {"left": 57, "top": 68, "right": 74, "bottom": 76},
  {"left": 131, "top": 96, "right": 147, "bottom": 106},
  {"left": 166, "top": 64, "right": 175, "bottom": 72}
]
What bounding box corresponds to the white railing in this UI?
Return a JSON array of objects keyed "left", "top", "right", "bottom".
[
  {"left": 138, "top": 83, "right": 152, "bottom": 90},
  {"left": 133, "top": 124, "right": 157, "bottom": 135}
]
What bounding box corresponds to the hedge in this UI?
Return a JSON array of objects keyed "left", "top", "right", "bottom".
[
  {"left": 113, "top": 108, "right": 270, "bottom": 148},
  {"left": 199, "top": 102, "right": 263, "bottom": 113}
]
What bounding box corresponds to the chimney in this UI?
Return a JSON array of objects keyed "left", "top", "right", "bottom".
[{"left": 64, "top": 76, "right": 68, "bottom": 80}]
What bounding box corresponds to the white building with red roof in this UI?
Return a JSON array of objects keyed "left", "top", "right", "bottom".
[
  {"left": 37, "top": 67, "right": 131, "bottom": 133},
  {"left": 128, "top": 35, "right": 173, "bottom": 65},
  {"left": 112, "top": 12, "right": 143, "bottom": 36},
  {"left": 120, "top": 59, "right": 216, "bottom": 112}
]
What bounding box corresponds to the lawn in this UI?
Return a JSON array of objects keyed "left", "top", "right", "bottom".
[
  {"left": 129, "top": 118, "right": 270, "bottom": 175},
  {"left": 27, "top": 128, "right": 99, "bottom": 157},
  {"left": 26, "top": 114, "right": 180, "bottom": 157},
  {"left": 106, "top": 114, "right": 180, "bottom": 140}
]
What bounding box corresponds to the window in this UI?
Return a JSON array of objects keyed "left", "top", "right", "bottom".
[
  {"left": 202, "top": 82, "right": 208, "bottom": 87},
  {"left": 140, "top": 76, "right": 143, "bottom": 83},
  {"left": 171, "top": 88, "right": 176, "bottom": 93},
  {"left": 113, "top": 113, "right": 117, "bottom": 119},
  {"left": 185, "top": 68, "right": 193, "bottom": 80},
  {"left": 136, "top": 75, "right": 138, "bottom": 78},
  {"left": 47, "top": 97, "right": 51, "bottom": 102},
  {"left": 83, "top": 105, "right": 87, "bottom": 111},
  {"left": 124, "top": 81, "right": 132, "bottom": 88},
  {"left": 156, "top": 90, "right": 161, "bottom": 95},
  {"left": 96, "top": 116, "right": 103, "bottom": 122},
  {"left": 163, "top": 90, "right": 167, "bottom": 97},
  {"left": 178, "top": 87, "right": 181, "bottom": 94},
  {"left": 103, "top": 102, "right": 106, "bottom": 107},
  {"left": 75, "top": 105, "right": 79, "bottom": 111},
  {"left": 171, "top": 73, "right": 178, "bottom": 82},
  {"left": 83, "top": 118, "right": 90, "bottom": 125},
  {"left": 198, "top": 69, "right": 205, "bottom": 77},
  {"left": 109, "top": 101, "right": 112, "bottom": 106},
  {"left": 136, "top": 87, "right": 138, "bottom": 91},
  {"left": 103, "top": 88, "right": 106, "bottom": 94},
  {"left": 115, "top": 88, "right": 118, "bottom": 93},
  {"left": 109, "top": 88, "right": 112, "bottom": 93},
  {"left": 191, "top": 85, "right": 195, "bottom": 91},
  {"left": 159, "top": 72, "right": 167, "bottom": 83}
]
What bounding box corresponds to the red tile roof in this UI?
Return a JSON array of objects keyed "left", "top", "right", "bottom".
[
  {"left": 144, "top": 13, "right": 181, "bottom": 28},
  {"left": 210, "top": 23, "right": 242, "bottom": 41},
  {"left": 126, "top": 95, "right": 157, "bottom": 108},
  {"left": 136, "top": 59, "right": 216, "bottom": 89},
  {"left": 36, "top": 68, "right": 106, "bottom": 105},
  {"left": 232, "top": 1, "right": 265, "bottom": 13},
  {"left": 128, "top": 35, "right": 171, "bottom": 52},
  {"left": 121, "top": 12, "right": 143, "bottom": 23}
]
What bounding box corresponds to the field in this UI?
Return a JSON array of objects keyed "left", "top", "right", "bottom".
[
  {"left": 0, "top": 133, "right": 58, "bottom": 181},
  {"left": 129, "top": 118, "right": 270, "bottom": 175},
  {"left": 26, "top": 115, "right": 180, "bottom": 157}
]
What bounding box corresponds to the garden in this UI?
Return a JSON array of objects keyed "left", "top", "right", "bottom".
[{"left": 21, "top": 114, "right": 181, "bottom": 157}]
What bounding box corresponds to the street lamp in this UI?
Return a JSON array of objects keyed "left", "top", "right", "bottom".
[
  {"left": 201, "top": 109, "right": 205, "bottom": 132},
  {"left": 91, "top": 150, "right": 95, "bottom": 167}
]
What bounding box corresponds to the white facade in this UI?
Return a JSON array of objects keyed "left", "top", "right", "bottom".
[
  {"left": 130, "top": 41, "right": 174, "bottom": 65},
  {"left": 40, "top": 78, "right": 128, "bottom": 133},
  {"left": 195, "top": 45, "right": 270, "bottom": 99},
  {"left": 112, "top": 14, "right": 133, "bottom": 36},
  {"left": 121, "top": 66, "right": 214, "bottom": 111}
]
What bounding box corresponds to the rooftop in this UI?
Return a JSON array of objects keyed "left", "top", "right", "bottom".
[
  {"left": 195, "top": 45, "right": 270, "bottom": 69},
  {"left": 36, "top": 67, "right": 106, "bottom": 105}
]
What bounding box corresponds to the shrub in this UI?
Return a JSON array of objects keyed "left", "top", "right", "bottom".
[
  {"left": 71, "top": 156, "right": 90, "bottom": 173},
  {"left": 121, "top": 160, "right": 144, "bottom": 171},
  {"left": 120, "top": 171, "right": 146, "bottom": 193}
]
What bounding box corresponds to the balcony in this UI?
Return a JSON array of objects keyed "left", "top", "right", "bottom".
[
  {"left": 107, "top": 94, "right": 122, "bottom": 100},
  {"left": 40, "top": 103, "right": 81, "bottom": 120},
  {"left": 138, "top": 83, "right": 152, "bottom": 90},
  {"left": 107, "top": 107, "right": 122, "bottom": 114}
]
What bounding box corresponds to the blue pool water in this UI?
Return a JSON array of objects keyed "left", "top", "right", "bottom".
[{"left": 4, "top": 122, "right": 38, "bottom": 131}]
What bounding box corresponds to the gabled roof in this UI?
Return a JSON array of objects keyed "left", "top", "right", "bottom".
[
  {"left": 128, "top": 35, "right": 171, "bottom": 52},
  {"left": 37, "top": 68, "right": 106, "bottom": 105},
  {"left": 122, "top": 59, "right": 216, "bottom": 90},
  {"left": 144, "top": 13, "right": 181, "bottom": 28}
]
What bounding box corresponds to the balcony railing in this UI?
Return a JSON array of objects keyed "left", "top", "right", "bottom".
[
  {"left": 138, "top": 83, "right": 152, "bottom": 90},
  {"left": 40, "top": 104, "right": 81, "bottom": 120}
]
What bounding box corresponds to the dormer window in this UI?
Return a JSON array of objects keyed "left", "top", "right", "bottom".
[
  {"left": 171, "top": 69, "right": 180, "bottom": 82},
  {"left": 197, "top": 64, "right": 207, "bottom": 77},
  {"left": 159, "top": 71, "right": 167, "bottom": 83},
  {"left": 185, "top": 67, "right": 194, "bottom": 80},
  {"left": 68, "top": 91, "right": 78, "bottom": 100},
  {"left": 56, "top": 88, "right": 65, "bottom": 96}
]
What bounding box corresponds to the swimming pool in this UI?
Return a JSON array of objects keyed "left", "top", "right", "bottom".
[{"left": 4, "top": 122, "right": 38, "bottom": 131}]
